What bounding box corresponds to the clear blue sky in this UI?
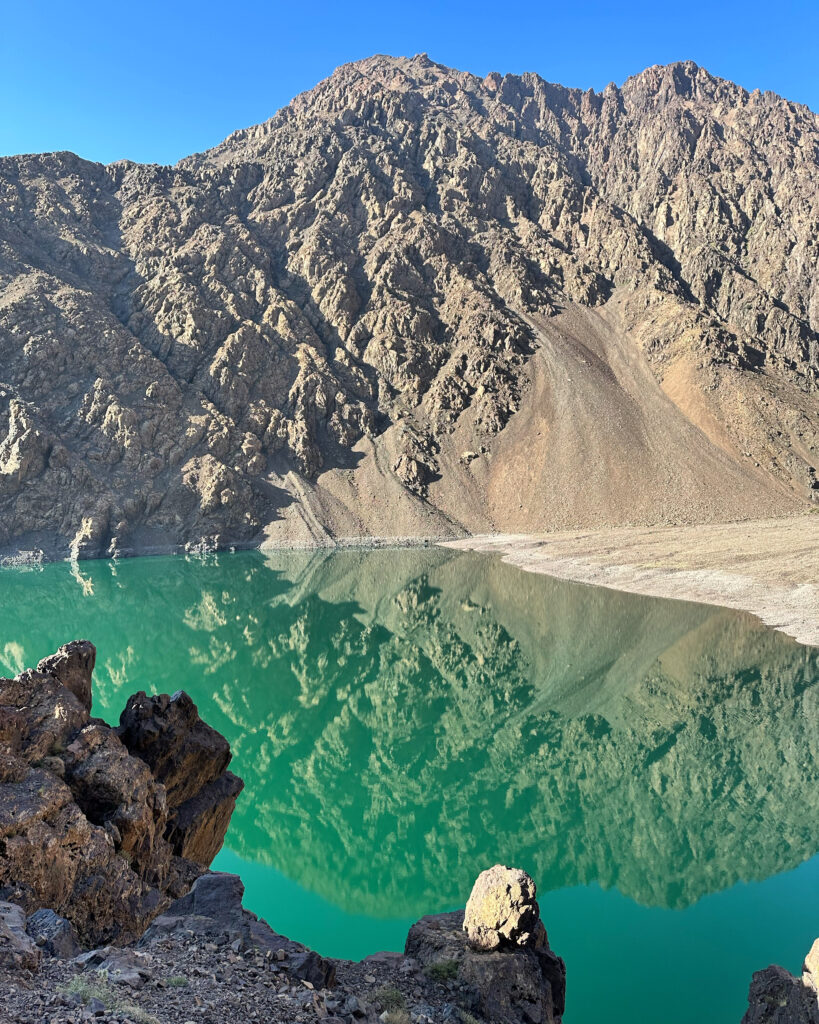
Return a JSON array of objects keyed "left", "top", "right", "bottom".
[{"left": 2, "top": 0, "right": 817, "bottom": 166}]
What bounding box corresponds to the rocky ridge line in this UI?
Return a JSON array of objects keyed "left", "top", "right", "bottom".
[{"left": 1, "top": 55, "right": 819, "bottom": 555}]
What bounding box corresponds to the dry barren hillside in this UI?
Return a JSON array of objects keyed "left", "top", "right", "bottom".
[{"left": 1, "top": 54, "right": 818, "bottom": 556}]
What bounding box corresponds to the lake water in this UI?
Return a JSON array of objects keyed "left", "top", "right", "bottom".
[{"left": 2, "top": 547, "right": 818, "bottom": 1023}]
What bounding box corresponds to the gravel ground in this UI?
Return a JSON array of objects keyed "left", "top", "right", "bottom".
[{"left": 0, "top": 931, "right": 472, "bottom": 1024}]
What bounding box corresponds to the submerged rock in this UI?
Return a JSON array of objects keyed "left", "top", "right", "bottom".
[{"left": 0, "top": 641, "right": 243, "bottom": 945}]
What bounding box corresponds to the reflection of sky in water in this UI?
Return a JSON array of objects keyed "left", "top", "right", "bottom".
[{"left": 2, "top": 547, "right": 819, "bottom": 1024}]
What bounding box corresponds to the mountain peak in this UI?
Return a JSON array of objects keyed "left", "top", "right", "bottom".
[{"left": 1, "top": 56, "right": 817, "bottom": 555}]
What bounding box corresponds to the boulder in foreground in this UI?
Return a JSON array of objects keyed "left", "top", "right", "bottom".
[
  {"left": 407, "top": 864, "right": 565, "bottom": 1023},
  {"left": 464, "top": 863, "right": 545, "bottom": 951}
]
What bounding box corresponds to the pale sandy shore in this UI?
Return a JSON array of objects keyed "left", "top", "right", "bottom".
[{"left": 443, "top": 515, "right": 819, "bottom": 647}]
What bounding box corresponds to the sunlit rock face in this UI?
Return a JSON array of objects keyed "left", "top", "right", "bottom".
[
  {"left": 0, "top": 641, "right": 242, "bottom": 945},
  {"left": 1, "top": 56, "right": 819, "bottom": 556},
  {"left": 1, "top": 548, "right": 818, "bottom": 923}
]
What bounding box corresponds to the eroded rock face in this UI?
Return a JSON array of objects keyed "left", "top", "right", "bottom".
[
  {"left": 37, "top": 640, "right": 96, "bottom": 711},
  {"left": 117, "top": 690, "right": 244, "bottom": 865},
  {"left": 406, "top": 867, "right": 566, "bottom": 1024},
  {"left": 1, "top": 56, "right": 818, "bottom": 555},
  {"left": 0, "top": 642, "right": 242, "bottom": 945},
  {"left": 742, "top": 963, "right": 819, "bottom": 1024}
]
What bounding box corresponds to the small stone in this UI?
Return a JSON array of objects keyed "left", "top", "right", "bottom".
[{"left": 364, "top": 974, "right": 376, "bottom": 984}]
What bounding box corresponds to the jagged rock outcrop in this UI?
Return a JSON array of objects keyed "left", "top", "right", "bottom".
[
  {"left": 0, "top": 865, "right": 567, "bottom": 1023},
  {"left": 407, "top": 864, "right": 566, "bottom": 1024},
  {"left": 742, "top": 941, "right": 819, "bottom": 1023},
  {"left": 1, "top": 55, "right": 819, "bottom": 556},
  {"left": 117, "top": 690, "right": 244, "bottom": 865},
  {"left": 0, "top": 641, "right": 242, "bottom": 944}
]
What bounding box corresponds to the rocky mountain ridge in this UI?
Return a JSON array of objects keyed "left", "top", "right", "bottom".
[{"left": 1, "top": 55, "right": 819, "bottom": 555}]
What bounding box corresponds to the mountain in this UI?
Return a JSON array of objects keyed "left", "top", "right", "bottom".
[{"left": 1, "top": 54, "right": 818, "bottom": 557}]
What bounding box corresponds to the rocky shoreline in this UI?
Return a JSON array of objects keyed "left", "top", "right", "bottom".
[
  {"left": 3, "top": 640, "right": 818, "bottom": 1023},
  {"left": 0, "top": 642, "right": 567, "bottom": 1024},
  {"left": 447, "top": 515, "right": 819, "bottom": 647}
]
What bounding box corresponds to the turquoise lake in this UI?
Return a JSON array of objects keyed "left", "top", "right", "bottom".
[{"left": 1, "top": 546, "right": 818, "bottom": 1023}]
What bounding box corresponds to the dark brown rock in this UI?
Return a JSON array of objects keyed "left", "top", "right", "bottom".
[
  {"left": 117, "top": 689, "right": 244, "bottom": 864},
  {"left": 37, "top": 641, "right": 96, "bottom": 712},
  {"left": 61, "top": 721, "right": 171, "bottom": 884},
  {"left": 166, "top": 771, "right": 244, "bottom": 865},
  {"left": 0, "top": 643, "right": 243, "bottom": 946},
  {"left": 0, "top": 669, "right": 88, "bottom": 763},
  {"left": 742, "top": 964, "right": 819, "bottom": 1024},
  {"left": 406, "top": 900, "right": 566, "bottom": 1024},
  {"left": 118, "top": 690, "right": 233, "bottom": 806}
]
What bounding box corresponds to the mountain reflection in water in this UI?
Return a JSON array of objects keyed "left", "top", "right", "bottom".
[{"left": 1, "top": 548, "right": 818, "bottom": 1023}]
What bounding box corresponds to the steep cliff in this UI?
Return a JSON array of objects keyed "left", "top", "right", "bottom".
[
  {"left": 1, "top": 55, "right": 818, "bottom": 555},
  {"left": 0, "top": 642, "right": 242, "bottom": 944}
]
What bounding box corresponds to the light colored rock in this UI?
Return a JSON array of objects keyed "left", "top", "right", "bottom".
[
  {"left": 803, "top": 938, "right": 819, "bottom": 994},
  {"left": 463, "top": 864, "right": 543, "bottom": 951}
]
